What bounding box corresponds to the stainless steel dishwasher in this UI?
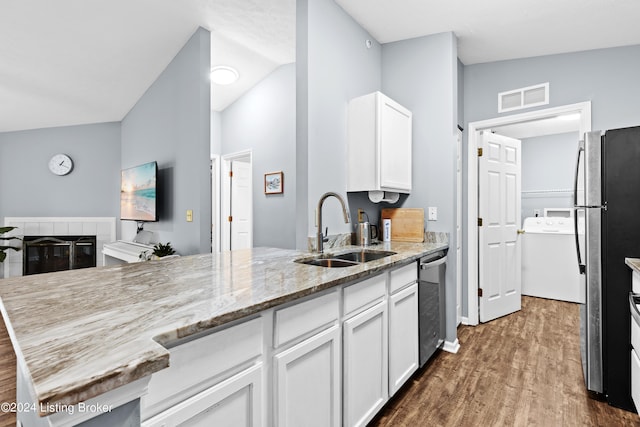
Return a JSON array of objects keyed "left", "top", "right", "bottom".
[{"left": 418, "top": 249, "right": 447, "bottom": 367}]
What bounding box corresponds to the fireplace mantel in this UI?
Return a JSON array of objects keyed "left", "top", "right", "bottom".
[{"left": 2, "top": 217, "right": 116, "bottom": 278}]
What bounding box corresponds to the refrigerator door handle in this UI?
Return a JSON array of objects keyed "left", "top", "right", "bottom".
[
  {"left": 574, "top": 141, "right": 586, "bottom": 274},
  {"left": 573, "top": 210, "right": 585, "bottom": 274},
  {"left": 573, "top": 140, "right": 584, "bottom": 207}
]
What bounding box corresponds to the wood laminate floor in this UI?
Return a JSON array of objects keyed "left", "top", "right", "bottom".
[
  {"left": 372, "top": 296, "right": 640, "bottom": 427},
  {"left": 0, "top": 297, "right": 638, "bottom": 426}
]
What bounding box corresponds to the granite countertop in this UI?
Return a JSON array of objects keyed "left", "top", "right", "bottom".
[
  {"left": 0, "top": 241, "right": 447, "bottom": 416},
  {"left": 626, "top": 258, "right": 640, "bottom": 273}
]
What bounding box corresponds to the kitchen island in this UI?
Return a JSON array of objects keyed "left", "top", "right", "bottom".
[{"left": 0, "top": 240, "right": 447, "bottom": 426}]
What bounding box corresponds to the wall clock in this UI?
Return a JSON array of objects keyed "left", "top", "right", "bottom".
[{"left": 48, "top": 153, "right": 74, "bottom": 176}]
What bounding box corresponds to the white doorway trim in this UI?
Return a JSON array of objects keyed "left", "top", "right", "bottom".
[
  {"left": 465, "top": 102, "right": 591, "bottom": 325},
  {"left": 211, "top": 155, "right": 220, "bottom": 253}
]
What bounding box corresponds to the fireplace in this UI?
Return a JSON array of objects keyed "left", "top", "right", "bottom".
[{"left": 23, "top": 235, "right": 97, "bottom": 276}]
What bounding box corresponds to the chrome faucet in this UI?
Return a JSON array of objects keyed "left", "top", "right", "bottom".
[{"left": 316, "top": 192, "right": 350, "bottom": 253}]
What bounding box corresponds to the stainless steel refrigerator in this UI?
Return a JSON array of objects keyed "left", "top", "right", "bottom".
[{"left": 574, "top": 126, "right": 640, "bottom": 411}]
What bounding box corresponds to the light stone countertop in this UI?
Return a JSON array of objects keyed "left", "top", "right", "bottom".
[
  {"left": 626, "top": 258, "right": 640, "bottom": 273},
  {"left": 0, "top": 241, "right": 447, "bottom": 416}
]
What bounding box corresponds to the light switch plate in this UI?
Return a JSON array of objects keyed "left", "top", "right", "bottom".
[
  {"left": 186, "top": 210, "right": 193, "bottom": 222},
  {"left": 428, "top": 207, "right": 438, "bottom": 221}
]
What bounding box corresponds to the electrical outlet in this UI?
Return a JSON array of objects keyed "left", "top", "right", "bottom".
[
  {"left": 357, "top": 209, "right": 364, "bottom": 223},
  {"left": 428, "top": 207, "right": 438, "bottom": 221},
  {"left": 534, "top": 209, "right": 541, "bottom": 217}
]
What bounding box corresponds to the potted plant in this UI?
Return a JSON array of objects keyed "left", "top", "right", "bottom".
[
  {"left": 139, "top": 242, "right": 176, "bottom": 261},
  {"left": 0, "top": 226, "right": 21, "bottom": 263}
]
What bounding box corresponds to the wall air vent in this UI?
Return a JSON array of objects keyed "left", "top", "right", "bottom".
[{"left": 498, "top": 82, "right": 549, "bottom": 113}]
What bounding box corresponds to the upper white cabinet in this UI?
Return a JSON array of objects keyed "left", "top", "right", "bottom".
[{"left": 347, "top": 91, "right": 413, "bottom": 195}]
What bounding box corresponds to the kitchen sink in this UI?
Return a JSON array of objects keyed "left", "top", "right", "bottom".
[
  {"left": 332, "top": 249, "right": 396, "bottom": 263},
  {"left": 295, "top": 249, "right": 397, "bottom": 268},
  {"left": 300, "top": 258, "right": 360, "bottom": 268}
]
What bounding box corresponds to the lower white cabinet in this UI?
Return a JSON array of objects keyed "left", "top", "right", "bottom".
[
  {"left": 388, "top": 282, "right": 419, "bottom": 396},
  {"left": 343, "top": 300, "right": 389, "bottom": 427},
  {"left": 273, "top": 324, "right": 341, "bottom": 427},
  {"left": 632, "top": 349, "right": 640, "bottom": 411},
  {"left": 142, "top": 363, "right": 263, "bottom": 427},
  {"left": 141, "top": 262, "right": 421, "bottom": 427}
]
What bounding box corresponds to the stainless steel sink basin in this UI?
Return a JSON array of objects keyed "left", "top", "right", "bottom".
[
  {"left": 332, "top": 249, "right": 396, "bottom": 263},
  {"left": 300, "top": 258, "right": 360, "bottom": 268},
  {"left": 295, "top": 249, "right": 397, "bottom": 268}
]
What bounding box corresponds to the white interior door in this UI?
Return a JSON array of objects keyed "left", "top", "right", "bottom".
[
  {"left": 231, "top": 160, "right": 252, "bottom": 250},
  {"left": 221, "top": 152, "right": 253, "bottom": 251},
  {"left": 478, "top": 131, "right": 522, "bottom": 323}
]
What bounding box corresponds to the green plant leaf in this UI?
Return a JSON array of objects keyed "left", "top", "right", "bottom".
[
  {"left": 0, "top": 226, "right": 17, "bottom": 235},
  {"left": 152, "top": 242, "right": 176, "bottom": 257}
]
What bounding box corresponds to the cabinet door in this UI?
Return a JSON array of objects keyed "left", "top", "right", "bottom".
[
  {"left": 379, "top": 96, "right": 412, "bottom": 192},
  {"left": 389, "top": 282, "right": 419, "bottom": 396},
  {"left": 343, "top": 300, "right": 388, "bottom": 427},
  {"left": 142, "top": 363, "right": 263, "bottom": 427},
  {"left": 632, "top": 349, "right": 640, "bottom": 410},
  {"left": 274, "top": 325, "right": 341, "bottom": 427}
]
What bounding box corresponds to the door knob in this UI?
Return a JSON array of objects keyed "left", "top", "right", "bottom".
[{"left": 517, "top": 229, "right": 525, "bottom": 234}]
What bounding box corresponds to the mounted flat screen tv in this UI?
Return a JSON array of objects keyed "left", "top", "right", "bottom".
[{"left": 120, "top": 161, "right": 158, "bottom": 222}]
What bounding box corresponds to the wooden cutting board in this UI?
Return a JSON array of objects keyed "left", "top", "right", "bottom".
[{"left": 381, "top": 208, "right": 425, "bottom": 242}]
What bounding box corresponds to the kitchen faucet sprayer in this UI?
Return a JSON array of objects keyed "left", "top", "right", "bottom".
[{"left": 316, "top": 192, "right": 350, "bottom": 253}]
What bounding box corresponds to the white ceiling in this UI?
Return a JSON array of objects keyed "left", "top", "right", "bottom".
[{"left": 2, "top": 0, "right": 640, "bottom": 133}]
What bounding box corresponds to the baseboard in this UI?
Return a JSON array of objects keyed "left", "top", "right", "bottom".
[
  {"left": 461, "top": 316, "right": 470, "bottom": 325},
  {"left": 443, "top": 338, "right": 460, "bottom": 354}
]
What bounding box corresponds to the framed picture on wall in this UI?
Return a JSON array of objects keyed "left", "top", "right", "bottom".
[{"left": 264, "top": 171, "right": 284, "bottom": 194}]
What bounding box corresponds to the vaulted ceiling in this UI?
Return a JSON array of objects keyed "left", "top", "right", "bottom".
[{"left": 2, "top": 0, "right": 640, "bottom": 133}]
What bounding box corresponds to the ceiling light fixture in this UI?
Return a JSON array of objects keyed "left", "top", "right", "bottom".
[{"left": 210, "top": 66, "right": 239, "bottom": 85}]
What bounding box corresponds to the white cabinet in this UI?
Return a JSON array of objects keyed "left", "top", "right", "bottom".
[
  {"left": 273, "top": 325, "right": 341, "bottom": 427},
  {"left": 388, "top": 282, "right": 419, "bottom": 396},
  {"left": 141, "top": 317, "right": 264, "bottom": 426},
  {"left": 343, "top": 300, "right": 388, "bottom": 427},
  {"left": 347, "top": 91, "right": 412, "bottom": 195},
  {"left": 142, "top": 363, "right": 263, "bottom": 427},
  {"left": 273, "top": 289, "right": 341, "bottom": 427},
  {"left": 140, "top": 263, "right": 421, "bottom": 427}
]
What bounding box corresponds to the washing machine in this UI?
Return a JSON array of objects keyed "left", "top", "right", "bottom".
[{"left": 521, "top": 215, "right": 584, "bottom": 303}]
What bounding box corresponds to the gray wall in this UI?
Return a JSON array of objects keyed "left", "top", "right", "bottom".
[
  {"left": 465, "top": 45, "right": 640, "bottom": 130},
  {"left": 463, "top": 44, "right": 640, "bottom": 319},
  {"left": 381, "top": 33, "right": 459, "bottom": 344},
  {"left": 457, "top": 58, "right": 465, "bottom": 129},
  {"left": 121, "top": 27, "right": 211, "bottom": 256},
  {"left": 304, "top": 0, "right": 382, "bottom": 241},
  {"left": 219, "top": 63, "right": 297, "bottom": 249},
  {"left": 0, "top": 122, "right": 121, "bottom": 219},
  {"left": 299, "top": 0, "right": 460, "bottom": 343},
  {"left": 296, "top": 0, "right": 309, "bottom": 249},
  {"left": 520, "top": 131, "right": 577, "bottom": 223}
]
